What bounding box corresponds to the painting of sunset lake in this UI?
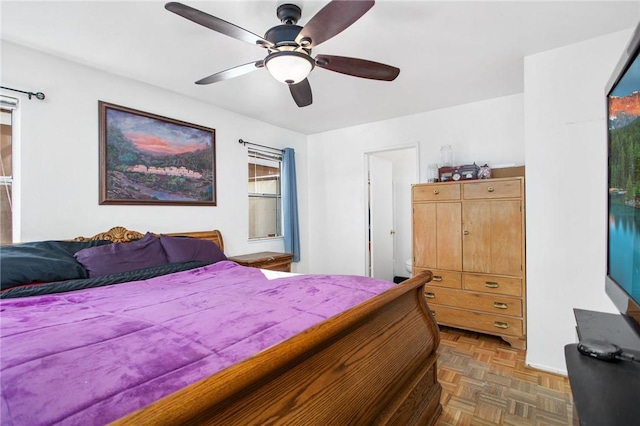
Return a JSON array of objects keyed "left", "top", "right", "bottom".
[{"left": 99, "top": 102, "right": 216, "bottom": 205}]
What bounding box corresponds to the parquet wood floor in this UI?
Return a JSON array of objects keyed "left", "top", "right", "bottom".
[{"left": 436, "top": 326, "right": 579, "bottom": 426}]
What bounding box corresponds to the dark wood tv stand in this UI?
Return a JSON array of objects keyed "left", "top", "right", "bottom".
[{"left": 565, "top": 309, "right": 640, "bottom": 425}]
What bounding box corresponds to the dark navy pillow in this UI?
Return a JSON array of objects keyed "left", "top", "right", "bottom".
[
  {"left": 0, "top": 240, "right": 111, "bottom": 290},
  {"left": 160, "top": 234, "right": 226, "bottom": 264},
  {"left": 74, "top": 232, "right": 168, "bottom": 277}
]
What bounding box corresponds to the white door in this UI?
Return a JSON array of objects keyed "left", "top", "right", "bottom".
[{"left": 369, "top": 155, "right": 394, "bottom": 281}]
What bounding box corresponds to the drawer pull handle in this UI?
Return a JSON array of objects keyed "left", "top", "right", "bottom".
[
  {"left": 493, "top": 302, "right": 508, "bottom": 310},
  {"left": 433, "top": 189, "right": 440, "bottom": 195},
  {"left": 431, "top": 310, "right": 436, "bottom": 316},
  {"left": 432, "top": 276, "right": 443, "bottom": 282},
  {"left": 463, "top": 230, "right": 469, "bottom": 235},
  {"left": 494, "top": 321, "right": 509, "bottom": 329},
  {"left": 487, "top": 186, "right": 495, "bottom": 192},
  {"left": 485, "top": 281, "right": 499, "bottom": 288},
  {"left": 424, "top": 292, "right": 435, "bottom": 299}
]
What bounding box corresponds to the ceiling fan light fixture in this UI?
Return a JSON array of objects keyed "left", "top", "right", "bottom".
[{"left": 264, "top": 51, "right": 315, "bottom": 85}]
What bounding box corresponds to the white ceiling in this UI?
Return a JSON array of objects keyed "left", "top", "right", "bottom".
[{"left": 2, "top": 1, "right": 639, "bottom": 134}]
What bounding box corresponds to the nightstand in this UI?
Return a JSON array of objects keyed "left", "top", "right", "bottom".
[{"left": 228, "top": 251, "right": 294, "bottom": 272}]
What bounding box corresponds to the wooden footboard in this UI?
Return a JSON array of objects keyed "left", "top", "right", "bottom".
[{"left": 114, "top": 270, "right": 442, "bottom": 425}]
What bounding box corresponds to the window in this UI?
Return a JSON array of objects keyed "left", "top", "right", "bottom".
[
  {"left": 0, "top": 100, "right": 16, "bottom": 245},
  {"left": 248, "top": 149, "right": 282, "bottom": 239}
]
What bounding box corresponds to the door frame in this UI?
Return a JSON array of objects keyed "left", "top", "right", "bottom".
[{"left": 363, "top": 144, "right": 420, "bottom": 278}]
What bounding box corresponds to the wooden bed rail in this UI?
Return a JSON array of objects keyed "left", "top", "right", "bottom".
[{"left": 113, "top": 270, "right": 441, "bottom": 425}]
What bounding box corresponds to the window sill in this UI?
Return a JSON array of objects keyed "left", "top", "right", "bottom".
[{"left": 248, "top": 235, "right": 284, "bottom": 243}]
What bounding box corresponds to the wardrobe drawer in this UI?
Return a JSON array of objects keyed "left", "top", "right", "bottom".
[
  {"left": 428, "top": 304, "right": 524, "bottom": 337},
  {"left": 413, "top": 183, "right": 461, "bottom": 201},
  {"left": 463, "top": 274, "right": 522, "bottom": 297},
  {"left": 423, "top": 286, "right": 522, "bottom": 317},
  {"left": 416, "top": 268, "right": 461, "bottom": 289},
  {"left": 463, "top": 179, "right": 521, "bottom": 200}
]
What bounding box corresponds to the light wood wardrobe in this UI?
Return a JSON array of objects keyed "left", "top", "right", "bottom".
[{"left": 412, "top": 177, "right": 526, "bottom": 349}]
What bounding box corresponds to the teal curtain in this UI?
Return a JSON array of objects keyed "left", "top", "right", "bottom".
[{"left": 282, "top": 148, "right": 300, "bottom": 262}]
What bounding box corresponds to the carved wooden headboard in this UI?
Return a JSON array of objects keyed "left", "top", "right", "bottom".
[{"left": 74, "top": 226, "right": 224, "bottom": 253}]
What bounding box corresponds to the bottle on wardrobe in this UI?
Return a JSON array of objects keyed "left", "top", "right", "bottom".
[{"left": 439, "top": 145, "right": 454, "bottom": 167}]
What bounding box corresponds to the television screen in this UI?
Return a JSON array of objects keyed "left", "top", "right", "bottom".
[{"left": 607, "top": 44, "right": 640, "bottom": 311}]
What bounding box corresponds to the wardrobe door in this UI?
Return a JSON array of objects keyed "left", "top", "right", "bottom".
[
  {"left": 462, "top": 201, "right": 491, "bottom": 273},
  {"left": 462, "top": 200, "right": 522, "bottom": 276},
  {"left": 490, "top": 200, "right": 522, "bottom": 276},
  {"left": 436, "top": 202, "right": 462, "bottom": 271},
  {"left": 413, "top": 202, "right": 461, "bottom": 271},
  {"left": 413, "top": 203, "right": 437, "bottom": 269}
]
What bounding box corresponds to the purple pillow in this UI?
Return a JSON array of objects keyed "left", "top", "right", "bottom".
[
  {"left": 160, "top": 234, "right": 226, "bottom": 264},
  {"left": 74, "top": 232, "right": 168, "bottom": 277}
]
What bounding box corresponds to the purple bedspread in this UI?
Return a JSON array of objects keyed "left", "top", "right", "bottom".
[{"left": 0, "top": 261, "right": 394, "bottom": 425}]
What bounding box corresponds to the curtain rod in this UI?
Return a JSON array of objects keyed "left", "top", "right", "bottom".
[
  {"left": 0, "top": 86, "right": 45, "bottom": 100},
  {"left": 238, "top": 139, "right": 283, "bottom": 153}
]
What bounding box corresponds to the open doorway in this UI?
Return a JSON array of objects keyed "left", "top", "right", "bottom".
[{"left": 365, "top": 145, "right": 419, "bottom": 281}]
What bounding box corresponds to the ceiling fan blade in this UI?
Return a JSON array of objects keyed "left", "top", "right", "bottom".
[
  {"left": 289, "top": 79, "right": 312, "bottom": 107},
  {"left": 165, "top": 2, "right": 272, "bottom": 48},
  {"left": 196, "top": 60, "right": 264, "bottom": 85},
  {"left": 295, "top": 0, "right": 374, "bottom": 48},
  {"left": 315, "top": 55, "right": 400, "bottom": 81}
]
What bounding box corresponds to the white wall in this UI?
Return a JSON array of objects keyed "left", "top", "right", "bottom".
[
  {"left": 1, "top": 41, "right": 309, "bottom": 272},
  {"left": 306, "top": 94, "right": 524, "bottom": 275},
  {"left": 523, "top": 29, "right": 633, "bottom": 373}
]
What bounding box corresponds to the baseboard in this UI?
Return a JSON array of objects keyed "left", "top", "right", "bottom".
[{"left": 524, "top": 361, "right": 568, "bottom": 377}]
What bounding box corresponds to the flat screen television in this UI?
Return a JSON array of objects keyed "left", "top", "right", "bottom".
[{"left": 606, "top": 21, "right": 640, "bottom": 338}]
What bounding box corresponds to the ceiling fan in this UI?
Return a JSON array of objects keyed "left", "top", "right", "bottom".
[{"left": 165, "top": 0, "right": 400, "bottom": 107}]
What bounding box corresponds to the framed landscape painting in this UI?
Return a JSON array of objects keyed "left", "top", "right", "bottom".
[{"left": 99, "top": 101, "right": 216, "bottom": 205}]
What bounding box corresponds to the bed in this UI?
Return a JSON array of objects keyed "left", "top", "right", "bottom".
[{"left": 0, "top": 227, "right": 442, "bottom": 425}]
